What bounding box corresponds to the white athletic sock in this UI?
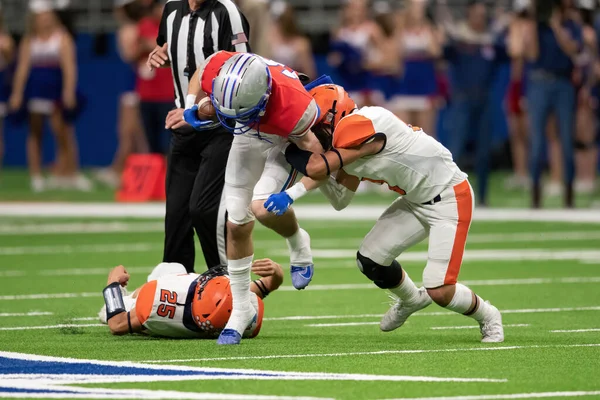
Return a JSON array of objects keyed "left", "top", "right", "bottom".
[
  {"left": 286, "top": 228, "right": 313, "bottom": 266},
  {"left": 226, "top": 256, "right": 256, "bottom": 335},
  {"left": 445, "top": 283, "right": 489, "bottom": 323},
  {"left": 389, "top": 269, "right": 420, "bottom": 303}
]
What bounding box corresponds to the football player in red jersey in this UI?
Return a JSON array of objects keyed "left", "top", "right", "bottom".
[{"left": 183, "top": 51, "right": 324, "bottom": 344}]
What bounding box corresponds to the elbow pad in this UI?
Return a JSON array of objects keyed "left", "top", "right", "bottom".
[
  {"left": 284, "top": 143, "right": 313, "bottom": 177},
  {"left": 319, "top": 176, "right": 355, "bottom": 211}
]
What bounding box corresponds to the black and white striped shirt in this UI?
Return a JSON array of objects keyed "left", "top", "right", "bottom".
[{"left": 157, "top": 0, "right": 251, "bottom": 109}]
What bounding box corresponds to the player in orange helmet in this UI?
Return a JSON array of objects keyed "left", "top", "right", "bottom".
[
  {"left": 264, "top": 84, "right": 504, "bottom": 343},
  {"left": 99, "top": 259, "right": 282, "bottom": 338}
]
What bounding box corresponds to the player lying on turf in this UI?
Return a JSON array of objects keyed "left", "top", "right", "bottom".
[
  {"left": 264, "top": 84, "right": 504, "bottom": 343},
  {"left": 181, "top": 50, "right": 326, "bottom": 344},
  {"left": 98, "top": 259, "right": 283, "bottom": 338}
]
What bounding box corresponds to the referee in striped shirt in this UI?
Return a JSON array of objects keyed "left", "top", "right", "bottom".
[{"left": 147, "top": 0, "right": 250, "bottom": 273}]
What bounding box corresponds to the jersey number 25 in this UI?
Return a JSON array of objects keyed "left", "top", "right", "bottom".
[{"left": 156, "top": 289, "right": 178, "bottom": 319}]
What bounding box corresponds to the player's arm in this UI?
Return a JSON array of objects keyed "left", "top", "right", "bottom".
[
  {"left": 250, "top": 259, "right": 284, "bottom": 299},
  {"left": 286, "top": 137, "right": 383, "bottom": 181},
  {"left": 103, "top": 266, "right": 143, "bottom": 335}
]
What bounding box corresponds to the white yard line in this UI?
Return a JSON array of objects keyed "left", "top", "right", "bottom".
[
  {"left": 2, "top": 278, "right": 600, "bottom": 300},
  {"left": 0, "top": 323, "right": 104, "bottom": 331},
  {"left": 2, "top": 203, "right": 600, "bottom": 222},
  {"left": 266, "top": 306, "right": 600, "bottom": 323},
  {"left": 298, "top": 249, "right": 600, "bottom": 262},
  {"left": 381, "top": 391, "right": 600, "bottom": 400},
  {"left": 550, "top": 328, "right": 600, "bottom": 333},
  {"left": 140, "top": 343, "right": 600, "bottom": 363},
  {"left": 431, "top": 324, "right": 530, "bottom": 330},
  {"left": 0, "top": 312, "right": 53, "bottom": 317},
  {"left": 0, "top": 222, "right": 163, "bottom": 236},
  {"left": 0, "top": 243, "right": 159, "bottom": 256}
]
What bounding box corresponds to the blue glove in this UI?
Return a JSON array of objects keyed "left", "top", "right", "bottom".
[
  {"left": 264, "top": 192, "right": 293, "bottom": 216},
  {"left": 183, "top": 105, "right": 217, "bottom": 131}
]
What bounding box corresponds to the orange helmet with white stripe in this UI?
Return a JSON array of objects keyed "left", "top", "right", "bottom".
[
  {"left": 191, "top": 275, "right": 264, "bottom": 338},
  {"left": 309, "top": 84, "right": 357, "bottom": 149}
]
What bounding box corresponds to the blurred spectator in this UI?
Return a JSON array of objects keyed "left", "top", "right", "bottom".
[
  {"left": 442, "top": 0, "right": 507, "bottom": 206},
  {"left": 505, "top": 0, "right": 532, "bottom": 191},
  {"left": 236, "top": 0, "right": 272, "bottom": 58},
  {"left": 387, "top": 0, "right": 441, "bottom": 137},
  {"left": 0, "top": 3, "right": 15, "bottom": 177},
  {"left": 136, "top": 0, "right": 174, "bottom": 155},
  {"left": 524, "top": 0, "right": 581, "bottom": 208},
  {"left": 328, "top": 0, "right": 384, "bottom": 107},
  {"left": 269, "top": 1, "right": 316, "bottom": 79},
  {"left": 54, "top": 0, "right": 76, "bottom": 38},
  {"left": 95, "top": 0, "right": 148, "bottom": 188},
  {"left": 573, "top": 0, "right": 597, "bottom": 194},
  {"left": 9, "top": 0, "right": 91, "bottom": 192}
]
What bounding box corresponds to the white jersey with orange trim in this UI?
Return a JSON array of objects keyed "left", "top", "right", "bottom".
[
  {"left": 135, "top": 273, "right": 203, "bottom": 338},
  {"left": 333, "top": 106, "right": 467, "bottom": 204}
]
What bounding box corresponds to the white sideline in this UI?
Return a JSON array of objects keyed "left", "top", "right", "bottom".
[
  {"left": 550, "top": 328, "right": 600, "bottom": 333},
  {"left": 2, "top": 203, "right": 600, "bottom": 222},
  {"left": 381, "top": 391, "right": 600, "bottom": 400},
  {"left": 140, "top": 343, "right": 600, "bottom": 363}
]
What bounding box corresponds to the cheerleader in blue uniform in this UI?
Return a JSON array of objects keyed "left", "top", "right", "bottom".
[
  {"left": 94, "top": 0, "right": 148, "bottom": 189},
  {"left": 9, "top": 0, "right": 91, "bottom": 192},
  {"left": 328, "top": 0, "right": 386, "bottom": 107},
  {"left": 387, "top": 0, "right": 441, "bottom": 137},
  {"left": 0, "top": 3, "right": 15, "bottom": 176}
]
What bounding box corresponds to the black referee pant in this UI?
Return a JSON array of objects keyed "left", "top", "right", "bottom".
[{"left": 163, "top": 125, "right": 233, "bottom": 273}]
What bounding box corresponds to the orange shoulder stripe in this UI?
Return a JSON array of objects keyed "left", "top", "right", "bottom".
[
  {"left": 135, "top": 280, "right": 157, "bottom": 325},
  {"left": 333, "top": 114, "right": 377, "bottom": 149}
]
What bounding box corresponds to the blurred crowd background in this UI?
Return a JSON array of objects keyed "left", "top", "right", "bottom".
[{"left": 0, "top": 0, "right": 598, "bottom": 208}]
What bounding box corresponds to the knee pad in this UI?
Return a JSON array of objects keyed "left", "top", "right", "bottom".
[
  {"left": 226, "top": 196, "right": 255, "bottom": 225},
  {"left": 356, "top": 252, "right": 403, "bottom": 289}
]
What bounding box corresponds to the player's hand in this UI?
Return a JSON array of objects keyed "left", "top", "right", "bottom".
[
  {"left": 165, "top": 108, "right": 189, "bottom": 130},
  {"left": 183, "top": 105, "right": 217, "bottom": 131},
  {"left": 147, "top": 43, "right": 170, "bottom": 71},
  {"left": 107, "top": 265, "right": 130, "bottom": 287},
  {"left": 252, "top": 259, "right": 283, "bottom": 279},
  {"left": 264, "top": 192, "right": 293, "bottom": 216}
]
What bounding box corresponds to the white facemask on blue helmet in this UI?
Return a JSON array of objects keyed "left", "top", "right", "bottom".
[{"left": 210, "top": 53, "right": 272, "bottom": 135}]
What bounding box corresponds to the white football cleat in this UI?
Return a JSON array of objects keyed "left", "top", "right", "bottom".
[
  {"left": 380, "top": 287, "right": 432, "bottom": 332},
  {"left": 479, "top": 302, "right": 504, "bottom": 343}
]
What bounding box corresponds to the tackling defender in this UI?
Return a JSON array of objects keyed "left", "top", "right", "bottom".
[
  {"left": 265, "top": 84, "right": 504, "bottom": 343},
  {"left": 99, "top": 259, "right": 282, "bottom": 338},
  {"left": 182, "top": 51, "right": 325, "bottom": 344}
]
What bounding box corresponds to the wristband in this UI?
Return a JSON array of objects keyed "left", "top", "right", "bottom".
[
  {"left": 127, "top": 311, "right": 133, "bottom": 334},
  {"left": 331, "top": 148, "right": 344, "bottom": 168},
  {"left": 253, "top": 279, "right": 270, "bottom": 298},
  {"left": 185, "top": 94, "right": 197, "bottom": 110},
  {"left": 286, "top": 182, "right": 308, "bottom": 201},
  {"left": 103, "top": 282, "right": 126, "bottom": 321},
  {"left": 320, "top": 154, "right": 331, "bottom": 176}
]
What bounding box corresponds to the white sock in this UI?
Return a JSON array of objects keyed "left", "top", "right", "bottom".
[
  {"left": 226, "top": 255, "right": 254, "bottom": 334},
  {"left": 286, "top": 228, "right": 313, "bottom": 266},
  {"left": 445, "top": 283, "right": 488, "bottom": 323},
  {"left": 389, "top": 269, "right": 420, "bottom": 303}
]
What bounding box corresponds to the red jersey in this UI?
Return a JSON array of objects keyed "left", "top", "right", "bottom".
[
  {"left": 137, "top": 17, "right": 174, "bottom": 103},
  {"left": 200, "top": 51, "right": 319, "bottom": 139}
]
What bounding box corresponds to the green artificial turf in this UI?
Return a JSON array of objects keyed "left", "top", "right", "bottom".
[{"left": 0, "top": 215, "right": 599, "bottom": 399}]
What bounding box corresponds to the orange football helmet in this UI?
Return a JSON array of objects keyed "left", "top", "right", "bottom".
[
  {"left": 191, "top": 275, "right": 264, "bottom": 338},
  {"left": 309, "top": 84, "right": 356, "bottom": 149}
]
